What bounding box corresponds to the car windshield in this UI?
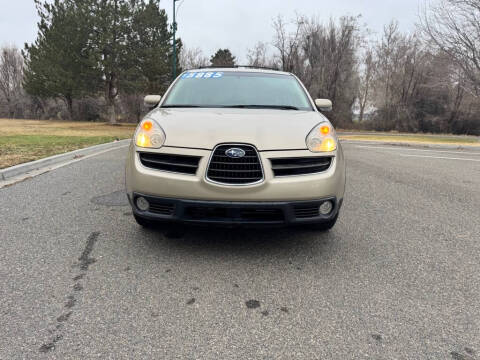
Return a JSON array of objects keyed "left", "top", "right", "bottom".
[{"left": 161, "top": 71, "right": 313, "bottom": 111}]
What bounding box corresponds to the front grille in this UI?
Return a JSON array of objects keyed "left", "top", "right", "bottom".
[
  {"left": 139, "top": 152, "right": 201, "bottom": 175},
  {"left": 294, "top": 205, "right": 320, "bottom": 219},
  {"left": 206, "top": 144, "right": 263, "bottom": 185},
  {"left": 185, "top": 206, "right": 284, "bottom": 222},
  {"left": 270, "top": 157, "right": 332, "bottom": 177}
]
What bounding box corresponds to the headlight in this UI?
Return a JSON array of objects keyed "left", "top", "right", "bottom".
[
  {"left": 134, "top": 118, "right": 166, "bottom": 148},
  {"left": 306, "top": 122, "right": 337, "bottom": 152}
]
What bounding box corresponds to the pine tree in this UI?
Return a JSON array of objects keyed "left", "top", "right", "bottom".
[
  {"left": 128, "top": 0, "right": 178, "bottom": 94},
  {"left": 23, "top": 0, "right": 100, "bottom": 119},
  {"left": 210, "top": 49, "right": 236, "bottom": 67},
  {"left": 80, "top": 0, "right": 176, "bottom": 123},
  {"left": 24, "top": 0, "right": 177, "bottom": 122},
  {"left": 83, "top": 0, "right": 132, "bottom": 123}
]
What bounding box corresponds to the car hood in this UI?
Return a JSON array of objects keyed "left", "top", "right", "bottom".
[{"left": 148, "top": 108, "right": 329, "bottom": 151}]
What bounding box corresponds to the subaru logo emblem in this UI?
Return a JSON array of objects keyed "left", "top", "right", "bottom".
[{"left": 225, "top": 148, "right": 246, "bottom": 158}]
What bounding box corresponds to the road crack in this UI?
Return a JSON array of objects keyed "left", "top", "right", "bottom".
[
  {"left": 78, "top": 232, "right": 100, "bottom": 271},
  {"left": 38, "top": 232, "right": 100, "bottom": 353}
]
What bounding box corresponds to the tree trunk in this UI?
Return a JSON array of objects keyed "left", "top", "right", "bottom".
[
  {"left": 359, "top": 104, "right": 365, "bottom": 123},
  {"left": 6, "top": 97, "right": 14, "bottom": 118},
  {"left": 63, "top": 95, "right": 73, "bottom": 120},
  {"left": 107, "top": 100, "right": 116, "bottom": 124},
  {"left": 449, "top": 83, "right": 464, "bottom": 133},
  {"left": 106, "top": 73, "right": 117, "bottom": 124},
  {"left": 359, "top": 78, "right": 370, "bottom": 122}
]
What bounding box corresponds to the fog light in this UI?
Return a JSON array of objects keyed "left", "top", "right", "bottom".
[
  {"left": 136, "top": 197, "right": 149, "bottom": 211},
  {"left": 319, "top": 201, "right": 333, "bottom": 215}
]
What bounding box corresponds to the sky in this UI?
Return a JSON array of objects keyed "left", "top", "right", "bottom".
[{"left": 0, "top": 0, "right": 421, "bottom": 62}]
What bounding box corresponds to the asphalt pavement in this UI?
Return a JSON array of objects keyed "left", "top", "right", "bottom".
[{"left": 1, "top": 142, "right": 479, "bottom": 359}]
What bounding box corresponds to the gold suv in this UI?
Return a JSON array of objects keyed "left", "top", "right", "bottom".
[{"left": 126, "top": 67, "right": 346, "bottom": 230}]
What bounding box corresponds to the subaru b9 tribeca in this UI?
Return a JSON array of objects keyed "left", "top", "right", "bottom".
[{"left": 126, "top": 68, "right": 346, "bottom": 230}]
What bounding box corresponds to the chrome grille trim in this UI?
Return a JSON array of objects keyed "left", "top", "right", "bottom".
[{"left": 205, "top": 143, "right": 265, "bottom": 186}]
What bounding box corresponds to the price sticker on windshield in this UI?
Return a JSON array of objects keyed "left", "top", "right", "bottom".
[{"left": 181, "top": 72, "right": 224, "bottom": 79}]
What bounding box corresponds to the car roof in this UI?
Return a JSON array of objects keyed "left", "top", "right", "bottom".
[{"left": 185, "top": 67, "right": 292, "bottom": 76}]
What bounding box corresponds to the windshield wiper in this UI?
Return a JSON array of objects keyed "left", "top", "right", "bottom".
[
  {"left": 222, "top": 105, "right": 301, "bottom": 110},
  {"left": 162, "top": 104, "right": 302, "bottom": 110},
  {"left": 161, "top": 104, "right": 202, "bottom": 108}
]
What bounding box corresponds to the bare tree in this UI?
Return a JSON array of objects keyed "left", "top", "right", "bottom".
[
  {"left": 272, "top": 15, "right": 305, "bottom": 72},
  {"left": 358, "top": 48, "right": 375, "bottom": 122},
  {"left": 371, "top": 22, "right": 431, "bottom": 131},
  {"left": 419, "top": 51, "right": 473, "bottom": 133},
  {"left": 300, "top": 16, "right": 361, "bottom": 126},
  {"left": 0, "top": 46, "right": 24, "bottom": 118},
  {"left": 180, "top": 45, "right": 209, "bottom": 70},
  {"left": 246, "top": 42, "right": 275, "bottom": 68},
  {"left": 270, "top": 15, "right": 363, "bottom": 126},
  {"left": 420, "top": 0, "right": 480, "bottom": 96}
]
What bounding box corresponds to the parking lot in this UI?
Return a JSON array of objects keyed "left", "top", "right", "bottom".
[{"left": 1, "top": 142, "right": 479, "bottom": 359}]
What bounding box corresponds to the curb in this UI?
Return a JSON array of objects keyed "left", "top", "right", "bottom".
[{"left": 0, "top": 139, "right": 131, "bottom": 181}]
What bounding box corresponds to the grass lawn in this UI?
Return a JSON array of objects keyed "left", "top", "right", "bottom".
[
  {"left": 0, "top": 119, "right": 136, "bottom": 169},
  {"left": 338, "top": 132, "right": 480, "bottom": 146},
  {"left": 2, "top": 119, "right": 479, "bottom": 170}
]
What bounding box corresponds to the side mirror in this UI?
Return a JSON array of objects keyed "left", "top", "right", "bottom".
[
  {"left": 315, "top": 99, "right": 333, "bottom": 112},
  {"left": 144, "top": 95, "right": 162, "bottom": 108}
]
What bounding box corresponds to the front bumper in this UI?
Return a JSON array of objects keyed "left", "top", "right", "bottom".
[
  {"left": 130, "top": 193, "right": 343, "bottom": 226},
  {"left": 125, "top": 144, "right": 346, "bottom": 202}
]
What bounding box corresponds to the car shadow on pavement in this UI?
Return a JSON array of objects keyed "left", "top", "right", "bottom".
[{"left": 136, "top": 223, "right": 340, "bottom": 261}]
